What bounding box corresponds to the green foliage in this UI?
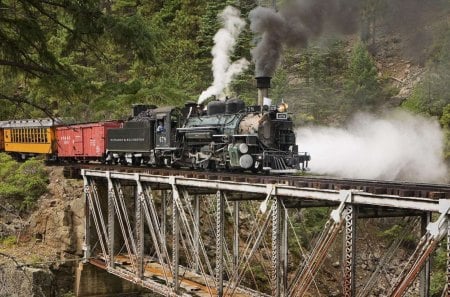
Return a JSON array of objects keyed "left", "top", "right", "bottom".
[
  {"left": 0, "top": 235, "right": 17, "bottom": 247},
  {"left": 289, "top": 207, "right": 331, "bottom": 250},
  {"left": 402, "top": 25, "right": 450, "bottom": 118},
  {"left": 441, "top": 104, "right": 450, "bottom": 128},
  {"left": 0, "top": 0, "right": 156, "bottom": 120},
  {"left": 430, "top": 244, "right": 446, "bottom": 296},
  {"left": 29, "top": 255, "right": 44, "bottom": 266},
  {"left": 287, "top": 40, "right": 388, "bottom": 124},
  {"left": 1, "top": 0, "right": 445, "bottom": 128},
  {"left": 0, "top": 1, "right": 258, "bottom": 120},
  {"left": 271, "top": 67, "right": 289, "bottom": 100},
  {"left": 402, "top": 26, "right": 450, "bottom": 161},
  {"left": 0, "top": 153, "right": 18, "bottom": 178},
  {"left": 0, "top": 154, "right": 49, "bottom": 211},
  {"left": 344, "top": 42, "right": 381, "bottom": 109},
  {"left": 442, "top": 104, "right": 450, "bottom": 161},
  {"left": 287, "top": 41, "right": 347, "bottom": 86},
  {"left": 377, "top": 224, "right": 415, "bottom": 249},
  {"left": 302, "top": 207, "right": 330, "bottom": 236}
]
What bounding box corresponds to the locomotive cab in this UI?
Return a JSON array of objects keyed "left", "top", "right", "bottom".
[{"left": 154, "top": 108, "right": 180, "bottom": 149}]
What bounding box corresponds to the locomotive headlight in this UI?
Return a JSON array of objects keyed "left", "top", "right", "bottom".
[
  {"left": 238, "top": 143, "right": 248, "bottom": 154},
  {"left": 277, "top": 102, "right": 288, "bottom": 112}
]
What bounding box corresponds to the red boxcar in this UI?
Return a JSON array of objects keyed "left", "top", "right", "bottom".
[
  {"left": 56, "top": 121, "right": 122, "bottom": 161},
  {"left": 0, "top": 127, "right": 4, "bottom": 152}
]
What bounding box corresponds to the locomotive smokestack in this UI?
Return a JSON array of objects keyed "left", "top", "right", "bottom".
[{"left": 256, "top": 76, "right": 271, "bottom": 107}]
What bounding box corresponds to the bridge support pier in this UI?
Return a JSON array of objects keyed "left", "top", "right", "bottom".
[
  {"left": 343, "top": 204, "right": 356, "bottom": 297},
  {"left": 75, "top": 262, "right": 149, "bottom": 297}
]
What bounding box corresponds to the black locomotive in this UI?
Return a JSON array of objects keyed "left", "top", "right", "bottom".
[{"left": 106, "top": 77, "right": 310, "bottom": 173}]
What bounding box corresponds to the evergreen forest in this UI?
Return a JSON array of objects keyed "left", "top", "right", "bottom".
[
  {"left": 1, "top": 2, "right": 450, "bottom": 295},
  {"left": 0, "top": 0, "right": 449, "bottom": 162}
]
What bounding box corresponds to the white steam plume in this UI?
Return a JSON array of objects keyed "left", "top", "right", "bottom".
[
  {"left": 198, "top": 6, "right": 249, "bottom": 104},
  {"left": 297, "top": 110, "right": 448, "bottom": 183}
]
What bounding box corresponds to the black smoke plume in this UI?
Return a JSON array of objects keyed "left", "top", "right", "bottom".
[{"left": 249, "top": 0, "right": 360, "bottom": 76}]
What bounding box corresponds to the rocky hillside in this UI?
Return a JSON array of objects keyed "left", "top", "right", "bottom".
[{"left": 0, "top": 167, "right": 84, "bottom": 296}]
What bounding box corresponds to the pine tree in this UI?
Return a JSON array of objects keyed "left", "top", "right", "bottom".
[
  {"left": 0, "top": 0, "right": 156, "bottom": 120},
  {"left": 344, "top": 42, "right": 380, "bottom": 109}
]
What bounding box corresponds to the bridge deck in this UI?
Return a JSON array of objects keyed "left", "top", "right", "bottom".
[{"left": 89, "top": 254, "right": 264, "bottom": 297}]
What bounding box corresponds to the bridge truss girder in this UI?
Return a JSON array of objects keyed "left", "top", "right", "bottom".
[{"left": 80, "top": 170, "right": 450, "bottom": 297}]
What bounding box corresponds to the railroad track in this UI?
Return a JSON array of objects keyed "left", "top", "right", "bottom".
[{"left": 63, "top": 164, "right": 450, "bottom": 199}]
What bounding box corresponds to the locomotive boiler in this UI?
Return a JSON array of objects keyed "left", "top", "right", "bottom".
[{"left": 106, "top": 77, "right": 310, "bottom": 173}]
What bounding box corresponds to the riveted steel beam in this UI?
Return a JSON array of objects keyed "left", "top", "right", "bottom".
[
  {"left": 447, "top": 214, "right": 450, "bottom": 297},
  {"left": 272, "top": 197, "right": 281, "bottom": 297},
  {"left": 161, "top": 190, "right": 167, "bottom": 248},
  {"left": 343, "top": 204, "right": 357, "bottom": 297},
  {"left": 233, "top": 200, "right": 239, "bottom": 271},
  {"left": 82, "top": 175, "right": 91, "bottom": 262},
  {"left": 194, "top": 194, "right": 200, "bottom": 273},
  {"left": 83, "top": 177, "right": 108, "bottom": 264},
  {"left": 172, "top": 187, "right": 179, "bottom": 293},
  {"left": 79, "top": 170, "right": 450, "bottom": 297},
  {"left": 135, "top": 176, "right": 145, "bottom": 280},
  {"left": 282, "top": 205, "right": 288, "bottom": 297},
  {"left": 420, "top": 212, "right": 431, "bottom": 297},
  {"left": 216, "top": 190, "right": 225, "bottom": 297},
  {"left": 106, "top": 173, "right": 115, "bottom": 269},
  {"left": 81, "top": 170, "right": 441, "bottom": 212}
]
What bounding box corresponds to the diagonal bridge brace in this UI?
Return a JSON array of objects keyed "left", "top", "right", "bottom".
[
  {"left": 389, "top": 199, "right": 450, "bottom": 297},
  {"left": 290, "top": 190, "right": 354, "bottom": 296}
]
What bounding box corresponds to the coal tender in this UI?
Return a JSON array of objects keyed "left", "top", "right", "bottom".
[{"left": 106, "top": 77, "right": 310, "bottom": 173}]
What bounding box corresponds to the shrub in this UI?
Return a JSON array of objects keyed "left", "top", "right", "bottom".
[
  {"left": 0, "top": 235, "right": 17, "bottom": 247},
  {"left": 0, "top": 154, "right": 49, "bottom": 210}
]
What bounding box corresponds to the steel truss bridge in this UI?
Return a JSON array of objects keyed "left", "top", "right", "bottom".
[{"left": 80, "top": 168, "right": 450, "bottom": 297}]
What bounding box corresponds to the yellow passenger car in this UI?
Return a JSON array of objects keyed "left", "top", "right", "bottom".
[{"left": 2, "top": 119, "right": 61, "bottom": 158}]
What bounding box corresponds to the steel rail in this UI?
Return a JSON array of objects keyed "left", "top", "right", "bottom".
[{"left": 67, "top": 164, "right": 450, "bottom": 198}]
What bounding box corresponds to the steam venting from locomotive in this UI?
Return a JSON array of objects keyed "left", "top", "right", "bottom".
[
  {"left": 198, "top": 6, "right": 249, "bottom": 104},
  {"left": 297, "top": 111, "right": 448, "bottom": 183},
  {"left": 249, "top": 0, "right": 359, "bottom": 77}
]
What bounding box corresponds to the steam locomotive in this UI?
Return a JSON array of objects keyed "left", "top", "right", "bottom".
[
  {"left": 0, "top": 77, "right": 309, "bottom": 173},
  {"left": 106, "top": 77, "right": 310, "bottom": 173}
]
